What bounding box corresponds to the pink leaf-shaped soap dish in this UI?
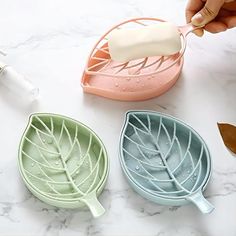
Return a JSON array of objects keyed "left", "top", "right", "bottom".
[{"left": 81, "top": 18, "right": 196, "bottom": 101}]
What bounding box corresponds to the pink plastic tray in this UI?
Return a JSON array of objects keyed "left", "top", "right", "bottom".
[{"left": 81, "top": 18, "right": 189, "bottom": 101}]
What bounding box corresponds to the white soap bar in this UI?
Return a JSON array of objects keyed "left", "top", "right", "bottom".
[{"left": 108, "top": 22, "right": 182, "bottom": 62}]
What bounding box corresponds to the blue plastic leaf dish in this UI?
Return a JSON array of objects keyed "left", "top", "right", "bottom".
[{"left": 119, "top": 110, "right": 214, "bottom": 214}]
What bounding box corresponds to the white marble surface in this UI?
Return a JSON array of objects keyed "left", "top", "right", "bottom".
[{"left": 0, "top": 0, "right": 236, "bottom": 235}]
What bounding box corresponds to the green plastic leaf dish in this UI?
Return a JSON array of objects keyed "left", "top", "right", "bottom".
[
  {"left": 18, "top": 113, "right": 109, "bottom": 218},
  {"left": 119, "top": 111, "right": 214, "bottom": 214}
]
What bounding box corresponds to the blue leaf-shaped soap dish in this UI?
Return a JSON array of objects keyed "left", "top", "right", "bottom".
[{"left": 119, "top": 111, "right": 214, "bottom": 214}]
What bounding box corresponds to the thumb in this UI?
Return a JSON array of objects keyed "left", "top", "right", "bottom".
[{"left": 191, "top": 0, "right": 224, "bottom": 26}]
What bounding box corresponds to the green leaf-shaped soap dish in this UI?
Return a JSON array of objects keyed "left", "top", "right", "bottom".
[
  {"left": 18, "top": 113, "right": 109, "bottom": 218},
  {"left": 119, "top": 111, "right": 214, "bottom": 214}
]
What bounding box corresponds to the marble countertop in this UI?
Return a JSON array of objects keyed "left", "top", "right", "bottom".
[{"left": 1, "top": 0, "right": 236, "bottom": 235}]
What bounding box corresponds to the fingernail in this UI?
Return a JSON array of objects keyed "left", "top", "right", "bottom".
[{"left": 192, "top": 13, "right": 204, "bottom": 26}]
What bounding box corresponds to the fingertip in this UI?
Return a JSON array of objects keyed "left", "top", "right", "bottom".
[
  {"left": 191, "top": 13, "right": 205, "bottom": 26},
  {"left": 193, "top": 29, "right": 204, "bottom": 37}
]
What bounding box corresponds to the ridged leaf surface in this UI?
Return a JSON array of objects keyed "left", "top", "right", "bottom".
[
  {"left": 120, "top": 111, "right": 210, "bottom": 199},
  {"left": 19, "top": 114, "right": 107, "bottom": 201}
]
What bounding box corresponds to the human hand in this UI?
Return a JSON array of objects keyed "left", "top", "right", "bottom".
[{"left": 186, "top": 0, "right": 236, "bottom": 36}]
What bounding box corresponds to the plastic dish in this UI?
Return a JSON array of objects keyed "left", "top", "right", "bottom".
[
  {"left": 18, "top": 113, "right": 109, "bottom": 218},
  {"left": 119, "top": 111, "right": 214, "bottom": 214},
  {"left": 81, "top": 18, "right": 195, "bottom": 101}
]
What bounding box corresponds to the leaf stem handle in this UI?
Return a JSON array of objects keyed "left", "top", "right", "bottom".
[
  {"left": 188, "top": 190, "right": 214, "bottom": 214},
  {"left": 81, "top": 191, "right": 105, "bottom": 218},
  {"left": 178, "top": 23, "right": 203, "bottom": 37}
]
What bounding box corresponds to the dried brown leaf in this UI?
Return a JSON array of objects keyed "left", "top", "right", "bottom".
[{"left": 217, "top": 123, "right": 236, "bottom": 154}]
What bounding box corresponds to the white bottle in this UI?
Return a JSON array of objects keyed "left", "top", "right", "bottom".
[{"left": 0, "top": 62, "right": 39, "bottom": 102}]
